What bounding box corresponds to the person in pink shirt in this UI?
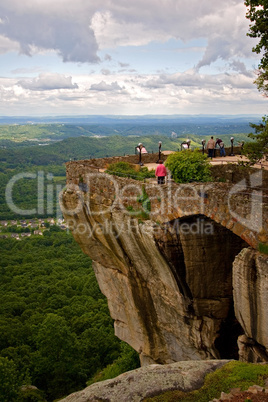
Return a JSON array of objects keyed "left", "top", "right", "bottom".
[{"left": 155, "top": 160, "right": 167, "bottom": 184}]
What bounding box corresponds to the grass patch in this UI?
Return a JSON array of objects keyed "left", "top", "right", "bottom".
[
  {"left": 258, "top": 243, "right": 268, "bottom": 255},
  {"left": 137, "top": 186, "right": 151, "bottom": 213},
  {"left": 52, "top": 175, "right": 66, "bottom": 182},
  {"left": 125, "top": 207, "right": 150, "bottom": 221},
  {"left": 105, "top": 161, "right": 155, "bottom": 181},
  {"left": 125, "top": 185, "right": 151, "bottom": 220},
  {"left": 144, "top": 361, "right": 268, "bottom": 402}
]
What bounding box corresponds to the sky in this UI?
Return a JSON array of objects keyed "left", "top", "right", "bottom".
[{"left": 0, "top": 0, "right": 267, "bottom": 116}]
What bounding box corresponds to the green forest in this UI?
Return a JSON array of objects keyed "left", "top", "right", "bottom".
[
  {"left": 0, "top": 118, "right": 257, "bottom": 146},
  {"left": 0, "top": 230, "right": 139, "bottom": 401},
  {"left": 0, "top": 132, "right": 250, "bottom": 166},
  {"left": 0, "top": 123, "right": 257, "bottom": 401}
]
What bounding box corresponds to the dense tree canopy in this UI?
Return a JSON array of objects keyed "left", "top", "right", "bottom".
[{"left": 0, "top": 232, "right": 139, "bottom": 401}]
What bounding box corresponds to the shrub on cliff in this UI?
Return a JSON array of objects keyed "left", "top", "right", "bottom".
[
  {"left": 241, "top": 116, "right": 268, "bottom": 166},
  {"left": 105, "top": 161, "right": 155, "bottom": 180},
  {"left": 165, "top": 150, "right": 212, "bottom": 183}
]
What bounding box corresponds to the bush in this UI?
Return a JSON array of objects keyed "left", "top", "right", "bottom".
[
  {"left": 165, "top": 150, "right": 212, "bottom": 183},
  {"left": 105, "top": 162, "right": 155, "bottom": 181}
]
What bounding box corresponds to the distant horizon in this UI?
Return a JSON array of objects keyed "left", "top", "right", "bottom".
[{"left": 0, "top": 113, "right": 264, "bottom": 119}]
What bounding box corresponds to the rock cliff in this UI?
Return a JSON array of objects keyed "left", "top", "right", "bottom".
[
  {"left": 61, "top": 159, "right": 268, "bottom": 365},
  {"left": 234, "top": 248, "right": 268, "bottom": 362}
]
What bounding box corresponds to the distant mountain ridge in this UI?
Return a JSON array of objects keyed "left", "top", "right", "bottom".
[{"left": 0, "top": 114, "right": 263, "bottom": 125}]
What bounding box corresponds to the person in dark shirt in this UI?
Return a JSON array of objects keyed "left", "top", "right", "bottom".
[{"left": 215, "top": 138, "right": 223, "bottom": 147}]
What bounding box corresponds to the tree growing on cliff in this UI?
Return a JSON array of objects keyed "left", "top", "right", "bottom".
[
  {"left": 245, "top": 0, "right": 268, "bottom": 96},
  {"left": 165, "top": 150, "right": 212, "bottom": 183},
  {"left": 243, "top": 0, "right": 268, "bottom": 165},
  {"left": 242, "top": 116, "right": 268, "bottom": 165}
]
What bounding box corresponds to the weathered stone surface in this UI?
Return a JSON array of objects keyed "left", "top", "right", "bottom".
[
  {"left": 60, "top": 360, "right": 230, "bottom": 402},
  {"left": 62, "top": 190, "right": 246, "bottom": 364},
  {"left": 64, "top": 162, "right": 268, "bottom": 249},
  {"left": 237, "top": 335, "right": 268, "bottom": 363},
  {"left": 61, "top": 161, "right": 268, "bottom": 365},
  {"left": 233, "top": 249, "right": 268, "bottom": 362}
]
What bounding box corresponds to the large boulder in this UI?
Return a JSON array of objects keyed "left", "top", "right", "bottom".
[{"left": 60, "top": 360, "right": 230, "bottom": 402}]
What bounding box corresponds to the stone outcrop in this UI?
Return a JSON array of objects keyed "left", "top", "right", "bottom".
[
  {"left": 233, "top": 248, "right": 268, "bottom": 362},
  {"left": 60, "top": 360, "right": 230, "bottom": 402},
  {"left": 61, "top": 159, "right": 268, "bottom": 365}
]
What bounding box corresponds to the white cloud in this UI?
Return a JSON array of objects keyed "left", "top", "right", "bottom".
[
  {"left": 90, "top": 10, "right": 170, "bottom": 49},
  {"left": 0, "top": 65, "right": 266, "bottom": 116},
  {"left": 0, "top": 34, "right": 19, "bottom": 53},
  {"left": 0, "top": 0, "right": 265, "bottom": 116},
  {"left": 228, "top": 60, "right": 251, "bottom": 76},
  {"left": 0, "top": 1, "right": 99, "bottom": 63},
  {"left": 0, "top": 0, "right": 257, "bottom": 67},
  {"left": 101, "top": 69, "right": 111, "bottom": 75},
  {"left": 90, "top": 1, "right": 256, "bottom": 69},
  {"left": 143, "top": 71, "right": 255, "bottom": 90},
  {"left": 11, "top": 67, "right": 44, "bottom": 74},
  {"left": 90, "top": 80, "right": 125, "bottom": 92},
  {"left": 17, "top": 73, "right": 78, "bottom": 91}
]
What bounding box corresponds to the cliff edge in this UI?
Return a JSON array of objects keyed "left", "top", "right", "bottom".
[{"left": 61, "top": 157, "right": 268, "bottom": 365}]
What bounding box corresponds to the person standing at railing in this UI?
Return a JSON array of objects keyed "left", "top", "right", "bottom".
[
  {"left": 207, "top": 136, "right": 216, "bottom": 159},
  {"left": 219, "top": 141, "right": 226, "bottom": 157},
  {"left": 155, "top": 160, "right": 167, "bottom": 184},
  {"left": 136, "top": 143, "right": 148, "bottom": 154}
]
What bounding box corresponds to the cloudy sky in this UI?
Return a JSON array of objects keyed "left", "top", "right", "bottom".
[{"left": 0, "top": 0, "right": 267, "bottom": 116}]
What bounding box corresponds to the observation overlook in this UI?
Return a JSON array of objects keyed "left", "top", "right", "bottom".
[{"left": 61, "top": 150, "right": 268, "bottom": 367}]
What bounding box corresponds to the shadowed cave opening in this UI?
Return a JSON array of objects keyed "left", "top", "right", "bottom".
[{"left": 154, "top": 214, "right": 248, "bottom": 360}]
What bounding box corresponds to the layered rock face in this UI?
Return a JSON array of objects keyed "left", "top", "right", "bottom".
[
  {"left": 61, "top": 162, "right": 268, "bottom": 365},
  {"left": 234, "top": 248, "right": 268, "bottom": 362}
]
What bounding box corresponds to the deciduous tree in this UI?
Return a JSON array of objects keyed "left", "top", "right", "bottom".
[
  {"left": 0, "top": 357, "right": 19, "bottom": 402},
  {"left": 242, "top": 116, "right": 268, "bottom": 165},
  {"left": 245, "top": 0, "right": 268, "bottom": 96},
  {"left": 243, "top": 1, "right": 268, "bottom": 164}
]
